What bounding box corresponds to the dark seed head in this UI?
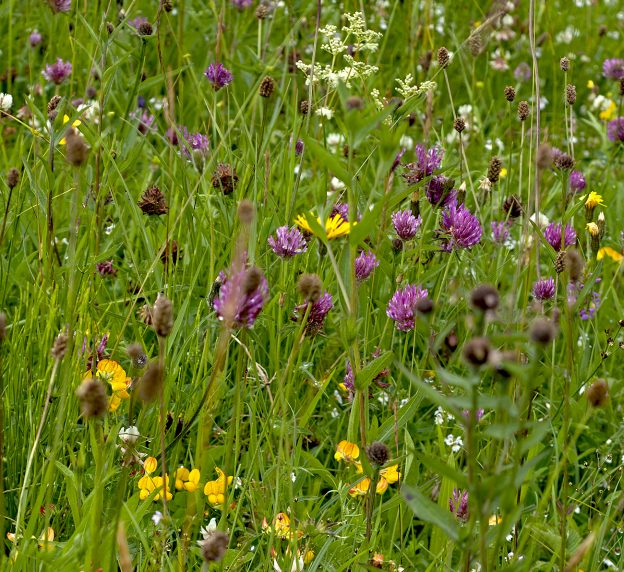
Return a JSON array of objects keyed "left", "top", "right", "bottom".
[
  {"left": 200, "top": 531, "right": 229, "bottom": 563},
  {"left": 47, "top": 95, "right": 62, "bottom": 120},
  {"left": 504, "top": 86, "right": 516, "bottom": 102},
  {"left": 346, "top": 96, "right": 365, "bottom": 111},
  {"left": 536, "top": 143, "right": 553, "bottom": 170},
  {"left": 586, "top": 378, "right": 609, "bottom": 407},
  {"left": 530, "top": 318, "right": 557, "bottom": 344},
  {"left": 366, "top": 441, "right": 389, "bottom": 466},
  {"left": 299, "top": 100, "right": 310, "bottom": 114},
  {"left": 502, "top": 195, "right": 522, "bottom": 218},
  {"left": 470, "top": 284, "right": 499, "bottom": 311},
  {"left": 415, "top": 297, "right": 434, "bottom": 315},
  {"left": 297, "top": 273, "right": 322, "bottom": 303},
  {"left": 565, "top": 249, "right": 584, "bottom": 282},
  {"left": 565, "top": 84, "right": 576, "bottom": 105},
  {"left": 487, "top": 156, "right": 503, "bottom": 184},
  {"left": 127, "top": 343, "right": 147, "bottom": 368},
  {"left": 137, "top": 360, "right": 164, "bottom": 402},
  {"left": 138, "top": 186, "right": 168, "bottom": 216},
  {"left": 211, "top": 163, "right": 239, "bottom": 195},
  {"left": 517, "top": 101, "right": 530, "bottom": 121},
  {"left": 463, "top": 337, "right": 491, "bottom": 366},
  {"left": 259, "top": 76, "right": 276, "bottom": 98},
  {"left": 138, "top": 21, "right": 153, "bottom": 36},
  {"left": 152, "top": 294, "right": 174, "bottom": 337},
  {"left": 437, "top": 47, "right": 450, "bottom": 68},
  {"left": 7, "top": 168, "right": 20, "bottom": 189},
  {"left": 553, "top": 151, "right": 574, "bottom": 171},
  {"left": 51, "top": 332, "right": 69, "bottom": 360},
  {"left": 65, "top": 127, "right": 89, "bottom": 167},
  {"left": 560, "top": 57, "right": 570, "bottom": 72},
  {"left": 76, "top": 378, "right": 108, "bottom": 418},
  {"left": 453, "top": 117, "right": 466, "bottom": 133}
]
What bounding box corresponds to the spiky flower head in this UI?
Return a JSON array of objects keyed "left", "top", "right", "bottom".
[
  {"left": 294, "top": 292, "right": 333, "bottom": 336},
  {"left": 449, "top": 489, "right": 469, "bottom": 522},
  {"left": 425, "top": 175, "right": 456, "bottom": 207},
  {"left": 205, "top": 63, "right": 233, "bottom": 91},
  {"left": 403, "top": 144, "right": 444, "bottom": 185},
  {"left": 491, "top": 221, "right": 511, "bottom": 243},
  {"left": 386, "top": 284, "right": 428, "bottom": 332},
  {"left": 607, "top": 118, "right": 624, "bottom": 142},
  {"left": 211, "top": 163, "right": 239, "bottom": 195},
  {"left": 544, "top": 222, "right": 576, "bottom": 251},
  {"left": 268, "top": 226, "right": 308, "bottom": 258},
  {"left": 138, "top": 186, "right": 168, "bottom": 215},
  {"left": 439, "top": 200, "right": 482, "bottom": 251},
  {"left": 354, "top": 250, "right": 379, "bottom": 282},
  {"left": 48, "top": 0, "right": 71, "bottom": 13},
  {"left": 603, "top": 58, "right": 624, "bottom": 80},
  {"left": 569, "top": 170, "right": 586, "bottom": 192},
  {"left": 43, "top": 58, "right": 72, "bottom": 84},
  {"left": 532, "top": 277, "right": 556, "bottom": 300},
  {"left": 391, "top": 210, "right": 421, "bottom": 241},
  {"left": 180, "top": 127, "right": 210, "bottom": 159}
]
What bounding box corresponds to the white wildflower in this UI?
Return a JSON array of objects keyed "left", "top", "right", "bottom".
[{"left": 0, "top": 93, "right": 13, "bottom": 112}]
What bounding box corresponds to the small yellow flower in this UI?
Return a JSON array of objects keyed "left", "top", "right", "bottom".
[
  {"left": 499, "top": 167, "right": 508, "bottom": 178},
  {"left": 488, "top": 514, "right": 501, "bottom": 526},
  {"left": 597, "top": 247, "right": 623, "bottom": 262},
  {"left": 334, "top": 440, "right": 360, "bottom": 463},
  {"left": 349, "top": 477, "right": 370, "bottom": 496},
  {"left": 203, "top": 468, "right": 233, "bottom": 508},
  {"left": 175, "top": 467, "right": 201, "bottom": 492},
  {"left": 274, "top": 512, "right": 291, "bottom": 539},
  {"left": 144, "top": 456, "right": 158, "bottom": 474},
  {"left": 38, "top": 527, "right": 55, "bottom": 551},
  {"left": 138, "top": 474, "right": 172, "bottom": 501},
  {"left": 586, "top": 222, "right": 599, "bottom": 237},
  {"left": 303, "top": 550, "right": 315, "bottom": 564},
  {"left": 380, "top": 465, "right": 401, "bottom": 485},
  {"left": 59, "top": 114, "right": 82, "bottom": 145},
  {"left": 88, "top": 359, "right": 131, "bottom": 412},
  {"left": 584, "top": 192, "right": 605, "bottom": 210},
  {"left": 599, "top": 100, "right": 616, "bottom": 121},
  {"left": 294, "top": 213, "right": 354, "bottom": 240},
  {"left": 587, "top": 80, "right": 595, "bottom": 89}
]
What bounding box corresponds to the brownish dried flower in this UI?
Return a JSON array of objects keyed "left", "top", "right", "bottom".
[
  {"left": 259, "top": 76, "right": 276, "bottom": 98},
  {"left": 297, "top": 273, "right": 322, "bottom": 303},
  {"left": 211, "top": 163, "right": 239, "bottom": 195},
  {"left": 76, "top": 378, "right": 108, "bottom": 418},
  {"left": 138, "top": 186, "right": 168, "bottom": 216},
  {"left": 152, "top": 294, "right": 174, "bottom": 337}
]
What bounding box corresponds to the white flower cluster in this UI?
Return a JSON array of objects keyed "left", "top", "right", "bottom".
[
  {"left": 434, "top": 406, "right": 455, "bottom": 426},
  {"left": 444, "top": 433, "right": 464, "bottom": 453},
  {"left": 395, "top": 75, "right": 436, "bottom": 100}
]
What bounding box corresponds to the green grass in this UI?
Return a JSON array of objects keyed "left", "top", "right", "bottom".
[{"left": 0, "top": 0, "right": 623, "bottom": 570}]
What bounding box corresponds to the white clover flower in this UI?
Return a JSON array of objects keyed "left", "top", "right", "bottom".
[
  {"left": 330, "top": 176, "right": 345, "bottom": 190},
  {"left": 326, "top": 133, "right": 344, "bottom": 149},
  {"left": 152, "top": 511, "right": 163, "bottom": 525},
  {"left": 0, "top": 93, "right": 13, "bottom": 112},
  {"left": 399, "top": 135, "right": 414, "bottom": 150},
  {"left": 315, "top": 106, "right": 333, "bottom": 119},
  {"left": 119, "top": 426, "right": 140, "bottom": 445},
  {"left": 529, "top": 212, "right": 550, "bottom": 229}
]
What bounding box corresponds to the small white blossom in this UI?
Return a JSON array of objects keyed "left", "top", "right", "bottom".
[
  {"left": 315, "top": 106, "right": 333, "bottom": 120},
  {"left": 0, "top": 93, "right": 13, "bottom": 112}
]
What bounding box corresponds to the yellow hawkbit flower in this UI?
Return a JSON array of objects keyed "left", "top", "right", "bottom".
[
  {"left": 586, "top": 222, "right": 600, "bottom": 237},
  {"left": 584, "top": 192, "right": 605, "bottom": 210},
  {"left": 88, "top": 359, "right": 131, "bottom": 412},
  {"left": 203, "top": 468, "right": 233, "bottom": 508},
  {"left": 597, "top": 247, "right": 623, "bottom": 262},
  {"left": 175, "top": 467, "right": 201, "bottom": 492},
  {"left": 499, "top": 167, "right": 508, "bottom": 178},
  {"left": 294, "top": 213, "right": 354, "bottom": 240},
  {"left": 334, "top": 440, "right": 360, "bottom": 463}
]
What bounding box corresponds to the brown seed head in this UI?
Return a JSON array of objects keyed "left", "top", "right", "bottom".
[
  {"left": 153, "top": 294, "right": 174, "bottom": 337},
  {"left": 259, "top": 76, "right": 276, "bottom": 98},
  {"left": 586, "top": 378, "right": 609, "bottom": 407},
  {"left": 468, "top": 33, "right": 483, "bottom": 57},
  {"left": 453, "top": 117, "right": 466, "bottom": 133},
  {"left": 530, "top": 318, "right": 557, "bottom": 344},
  {"left": 565, "top": 249, "right": 584, "bottom": 282},
  {"left": 504, "top": 85, "right": 516, "bottom": 102},
  {"left": 138, "top": 186, "right": 168, "bottom": 216},
  {"left": 553, "top": 151, "right": 575, "bottom": 171},
  {"left": 51, "top": 332, "right": 69, "bottom": 360},
  {"left": 137, "top": 360, "right": 164, "bottom": 402},
  {"left": 415, "top": 297, "right": 434, "bottom": 315},
  {"left": 299, "top": 100, "right": 310, "bottom": 115},
  {"left": 437, "top": 47, "right": 450, "bottom": 68},
  {"left": 565, "top": 84, "right": 576, "bottom": 105},
  {"left": 76, "top": 378, "right": 108, "bottom": 418},
  {"left": 47, "top": 95, "right": 62, "bottom": 120},
  {"left": 366, "top": 441, "right": 389, "bottom": 466},
  {"left": 517, "top": 101, "right": 530, "bottom": 121},
  {"left": 237, "top": 199, "right": 255, "bottom": 224},
  {"left": 463, "top": 337, "right": 491, "bottom": 366},
  {"left": 470, "top": 284, "right": 499, "bottom": 311},
  {"left": 346, "top": 96, "right": 365, "bottom": 111},
  {"left": 502, "top": 195, "right": 522, "bottom": 218},
  {"left": 65, "top": 127, "right": 89, "bottom": 167},
  {"left": 560, "top": 57, "right": 570, "bottom": 72},
  {"left": 297, "top": 273, "right": 322, "bottom": 303},
  {"left": 487, "top": 156, "right": 503, "bottom": 184},
  {"left": 536, "top": 143, "right": 553, "bottom": 170},
  {"left": 138, "top": 21, "right": 153, "bottom": 36},
  {"left": 7, "top": 168, "right": 20, "bottom": 189},
  {"left": 211, "top": 163, "right": 239, "bottom": 195},
  {"left": 255, "top": 4, "right": 271, "bottom": 19},
  {"left": 200, "top": 531, "right": 229, "bottom": 563},
  {"left": 242, "top": 267, "right": 264, "bottom": 295},
  {"left": 127, "top": 343, "right": 147, "bottom": 368},
  {"left": 162, "top": 0, "right": 173, "bottom": 12}
]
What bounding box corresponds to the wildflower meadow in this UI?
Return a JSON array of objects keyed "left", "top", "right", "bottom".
[{"left": 1, "top": 0, "right": 624, "bottom": 570}]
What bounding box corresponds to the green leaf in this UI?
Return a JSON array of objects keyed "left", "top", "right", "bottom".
[
  {"left": 302, "top": 135, "right": 351, "bottom": 184},
  {"left": 354, "top": 351, "right": 393, "bottom": 391},
  {"left": 402, "top": 484, "right": 460, "bottom": 542},
  {"left": 349, "top": 199, "right": 386, "bottom": 246},
  {"left": 373, "top": 392, "right": 422, "bottom": 443}
]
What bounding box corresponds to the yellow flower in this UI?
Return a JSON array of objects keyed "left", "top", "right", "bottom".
[
  {"left": 144, "top": 456, "right": 158, "bottom": 474},
  {"left": 335, "top": 440, "right": 360, "bottom": 463},
  {"left": 138, "top": 474, "right": 172, "bottom": 501},
  {"left": 303, "top": 550, "right": 315, "bottom": 564},
  {"left": 380, "top": 465, "right": 401, "bottom": 485},
  {"left": 203, "top": 467, "right": 233, "bottom": 508},
  {"left": 584, "top": 192, "right": 605, "bottom": 209},
  {"left": 499, "top": 167, "right": 508, "bottom": 178},
  {"left": 175, "top": 467, "right": 201, "bottom": 492},
  {"left": 587, "top": 80, "right": 595, "bottom": 89},
  {"left": 274, "top": 512, "right": 291, "bottom": 539},
  {"left": 59, "top": 114, "right": 82, "bottom": 145},
  {"left": 89, "top": 359, "right": 131, "bottom": 412},
  {"left": 597, "top": 247, "right": 623, "bottom": 262},
  {"left": 38, "top": 527, "right": 55, "bottom": 551},
  {"left": 294, "top": 213, "right": 354, "bottom": 240},
  {"left": 586, "top": 222, "right": 599, "bottom": 237},
  {"left": 349, "top": 477, "right": 370, "bottom": 496},
  {"left": 488, "top": 514, "right": 501, "bottom": 526},
  {"left": 599, "top": 100, "right": 616, "bottom": 121}
]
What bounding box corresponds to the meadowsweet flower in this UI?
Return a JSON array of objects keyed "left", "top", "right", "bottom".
[
  {"left": 294, "top": 213, "right": 354, "bottom": 240},
  {"left": 403, "top": 144, "right": 444, "bottom": 185},
  {"left": 293, "top": 292, "right": 333, "bottom": 335},
  {"left": 603, "top": 58, "right": 624, "bottom": 80},
  {"left": 544, "top": 222, "right": 576, "bottom": 251},
  {"left": 491, "top": 221, "right": 511, "bottom": 244},
  {"left": 204, "top": 468, "right": 233, "bottom": 508},
  {"left": 439, "top": 199, "right": 482, "bottom": 251},
  {"left": 449, "top": 489, "right": 469, "bottom": 522},
  {"left": 268, "top": 226, "right": 307, "bottom": 258},
  {"left": 213, "top": 261, "right": 269, "bottom": 328},
  {"left": 138, "top": 474, "right": 173, "bottom": 501},
  {"left": 569, "top": 170, "right": 586, "bottom": 192},
  {"left": 597, "top": 246, "right": 623, "bottom": 261},
  {"left": 335, "top": 440, "right": 360, "bottom": 463},
  {"left": 175, "top": 467, "right": 201, "bottom": 492},
  {"left": 42, "top": 58, "right": 72, "bottom": 84},
  {"left": 391, "top": 210, "right": 421, "bottom": 240},
  {"left": 88, "top": 359, "right": 131, "bottom": 412},
  {"left": 355, "top": 250, "right": 379, "bottom": 281},
  {"left": 386, "top": 284, "right": 428, "bottom": 332},
  {"left": 532, "top": 277, "right": 556, "bottom": 300},
  {"left": 205, "top": 63, "right": 233, "bottom": 90},
  {"left": 607, "top": 118, "right": 624, "bottom": 142}
]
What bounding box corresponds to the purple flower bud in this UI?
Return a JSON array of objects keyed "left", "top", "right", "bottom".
[
  {"left": 607, "top": 118, "right": 624, "bottom": 143},
  {"left": 491, "top": 220, "right": 511, "bottom": 244},
  {"left": 205, "top": 63, "right": 233, "bottom": 91},
  {"left": 544, "top": 222, "right": 576, "bottom": 251},
  {"left": 403, "top": 144, "right": 444, "bottom": 185},
  {"left": 386, "top": 284, "right": 428, "bottom": 332},
  {"left": 294, "top": 292, "right": 333, "bottom": 335},
  {"left": 180, "top": 127, "right": 209, "bottom": 158},
  {"left": 569, "top": 170, "right": 586, "bottom": 192},
  {"left": 96, "top": 260, "right": 117, "bottom": 277},
  {"left": 29, "top": 30, "right": 43, "bottom": 47},
  {"left": 42, "top": 58, "right": 72, "bottom": 84},
  {"left": 354, "top": 250, "right": 379, "bottom": 282},
  {"left": 392, "top": 210, "right": 421, "bottom": 241},
  {"left": 268, "top": 226, "right": 307, "bottom": 258},
  {"left": 449, "top": 489, "right": 469, "bottom": 522},
  {"left": 532, "top": 277, "right": 556, "bottom": 300}
]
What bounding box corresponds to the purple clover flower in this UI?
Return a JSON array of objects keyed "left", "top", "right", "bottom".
[
  {"left": 569, "top": 279, "right": 602, "bottom": 320},
  {"left": 532, "top": 277, "right": 555, "bottom": 301},
  {"left": 461, "top": 409, "right": 484, "bottom": 422},
  {"left": 491, "top": 221, "right": 511, "bottom": 244},
  {"left": 268, "top": 226, "right": 307, "bottom": 258},
  {"left": 180, "top": 127, "right": 210, "bottom": 159},
  {"left": 96, "top": 260, "right": 117, "bottom": 277},
  {"left": 603, "top": 58, "right": 624, "bottom": 80},
  {"left": 213, "top": 262, "right": 269, "bottom": 328},
  {"left": 294, "top": 292, "right": 333, "bottom": 335},
  {"left": 29, "top": 30, "right": 43, "bottom": 47},
  {"left": 205, "top": 63, "right": 233, "bottom": 91},
  {"left": 392, "top": 210, "right": 421, "bottom": 241},
  {"left": 544, "top": 222, "right": 576, "bottom": 251},
  {"left": 607, "top": 118, "right": 624, "bottom": 143},
  {"left": 403, "top": 144, "right": 444, "bottom": 185},
  {"left": 425, "top": 175, "right": 456, "bottom": 206},
  {"left": 449, "top": 489, "right": 469, "bottom": 522},
  {"left": 231, "top": 0, "right": 253, "bottom": 7},
  {"left": 386, "top": 284, "right": 428, "bottom": 332},
  {"left": 131, "top": 110, "right": 156, "bottom": 135},
  {"left": 48, "top": 0, "right": 71, "bottom": 13},
  {"left": 42, "top": 58, "right": 72, "bottom": 84},
  {"left": 514, "top": 62, "right": 531, "bottom": 82},
  {"left": 569, "top": 170, "right": 586, "bottom": 192},
  {"left": 331, "top": 202, "right": 350, "bottom": 222},
  {"left": 439, "top": 200, "right": 482, "bottom": 251},
  {"left": 355, "top": 250, "right": 379, "bottom": 282},
  {"left": 343, "top": 350, "right": 390, "bottom": 395}
]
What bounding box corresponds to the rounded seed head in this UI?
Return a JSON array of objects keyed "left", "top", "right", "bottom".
[
  {"left": 560, "top": 57, "right": 570, "bottom": 72},
  {"left": 502, "top": 195, "right": 522, "bottom": 218},
  {"left": 137, "top": 360, "right": 164, "bottom": 402},
  {"left": 152, "top": 294, "right": 174, "bottom": 337},
  {"left": 566, "top": 84, "right": 576, "bottom": 105},
  {"left": 437, "top": 47, "right": 450, "bottom": 68},
  {"left": 453, "top": 117, "right": 466, "bottom": 133},
  {"left": 51, "top": 332, "right": 69, "bottom": 360},
  {"left": 297, "top": 273, "right": 322, "bottom": 303},
  {"left": 366, "top": 441, "right": 389, "bottom": 466},
  {"left": 463, "top": 337, "right": 491, "bottom": 366},
  {"left": 586, "top": 378, "right": 609, "bottom": 407},
  {"left": 530, "top": 318, "right": 557, "bottom": 344},
  {"left": 243, "top": 267, "right": 264, "bottom": 295},
  {"left": 504, "top": 86, "right": 516, "bottom": 102},
  {"left": 517, "top": 101, "right": 530, "bottom": 121},
  {"left": 565, "top": 249, "right": 584, "bottom": 282},
  {"left": 259, "top": 76, "right": 276, "bottom": 98},
  {"left": 487, "top": 157, "right": 503, "bottom": 184},
  {"left": 470, "top": 284, "right": 499, "bottom": 311},
  {"left": 138, "top": 21, "right": 153, "bottom": 36},
  {"left": 127, "top": 343, "right": 147, "bottom": 368},
  {"left": 162, "top": 0, "right": 173, "bottom": 12},
  {"left": 65, "top": 127, "right": 89, "bottom": 167},
  {"left": 200, "top": 531, "right": 229, "bottom": 563},
  {"left": 76, "top": 378, "right": 108, "bottom": 418},
  {"left": 415, "top": 297, "right": 434, "bottom": 315},
  {"left": 237, "top": 199, "right": 255, "bottom": 224},
  {"left": 536, "top": 143, "right": 553, "bottom": 170},
  {"left": 47, "top": 95, "right": 62, "bottom": 120},
  {"left": 299, "top": 100, "right": 310, "bottom": 114},
  {"left": 7, "top": 168, "right": 20, "bottom": 189}
]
